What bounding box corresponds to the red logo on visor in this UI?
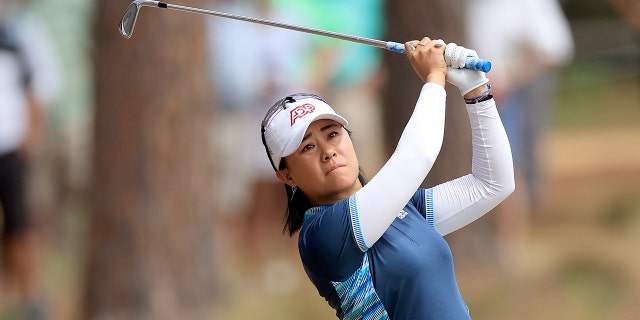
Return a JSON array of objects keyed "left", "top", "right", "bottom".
[{"left": 290, "top": 103, "right": 316, "bottom": 126}]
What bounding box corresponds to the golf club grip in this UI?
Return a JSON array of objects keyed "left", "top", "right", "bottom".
[{"left": 386, "top": 42, "right": 492, "bottom": 73}]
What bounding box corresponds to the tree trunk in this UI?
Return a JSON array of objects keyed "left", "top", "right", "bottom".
[
  {"left": 85, "top": 1, "right": 217, "bottom": 318},
  {"left": 382, "top": 0, "right": 471, "bottom": 187}
]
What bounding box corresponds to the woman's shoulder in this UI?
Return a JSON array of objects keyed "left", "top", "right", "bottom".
[
  {"left": 298, "top": 195, "right": 364, "bottom": 280},
  {"left": 302, "top": 195, "right": 354, "bottom": 226}
]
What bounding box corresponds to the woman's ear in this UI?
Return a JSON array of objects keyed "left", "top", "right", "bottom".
[{"left": 275, "top": 169, "right": 296, "bottom": 188}]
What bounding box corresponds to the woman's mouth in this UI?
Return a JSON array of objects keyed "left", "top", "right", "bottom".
[{"left": 326, "top": 164, "right": 345, "bottom": 175}]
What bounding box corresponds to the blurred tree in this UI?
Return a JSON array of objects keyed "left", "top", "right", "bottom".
[
  {"left": 85, "top": 0, "right": 218, "bottom": 318},
  {"left": 382, "top": 0, "right": 470, "bottom": 186}
]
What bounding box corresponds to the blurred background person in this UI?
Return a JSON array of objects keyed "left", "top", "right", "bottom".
[
  {"left": 0, "top": 0, "right": 61, "bottom": 318},
  {"left": 465, "top": 0, "right": 574, "bottom": 270},
  {"left": 206, "top": 0, "right": 310, "bottom": 265}
]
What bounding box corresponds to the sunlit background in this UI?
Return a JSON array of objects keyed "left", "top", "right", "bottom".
[{"left": 0, "top": 0, "right": 639, "bottom": 319}]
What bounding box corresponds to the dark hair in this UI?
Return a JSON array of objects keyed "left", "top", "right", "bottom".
[{"left": 281, "top": 158, "right": 368, "bottom": 237}]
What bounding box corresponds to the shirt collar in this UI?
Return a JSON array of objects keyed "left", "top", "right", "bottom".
[{"left": 303, "top": 205, "right": 330, "bottom": 221}]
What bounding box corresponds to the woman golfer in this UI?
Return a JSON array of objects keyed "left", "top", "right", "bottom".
[{"left": 260, "top": 37, "right": 514, "bottom": 319}]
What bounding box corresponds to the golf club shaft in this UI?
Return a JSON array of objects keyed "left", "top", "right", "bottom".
[
  {"left": 165, "top": 2, "right": 390, "bottom": 49},
  {"left": 121, "top": 1, "right": 491, "bottom": 72}
]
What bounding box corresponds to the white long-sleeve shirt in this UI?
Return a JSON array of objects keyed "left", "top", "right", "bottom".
[{"left": 357, "top": 82, "right": 515, "bottom": 246}]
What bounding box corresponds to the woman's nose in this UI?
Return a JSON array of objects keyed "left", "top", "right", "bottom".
[{"left": 319, "top": 142, "right": 337, "bottom": 161}]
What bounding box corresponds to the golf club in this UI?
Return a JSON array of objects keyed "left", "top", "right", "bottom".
[{"left": 119, "top": 0, "right": 491, "bottom": 72}]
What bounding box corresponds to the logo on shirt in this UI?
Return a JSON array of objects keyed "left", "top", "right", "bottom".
[
  {"left": 397, "top": 210, "right": 408, "bottom": 219},
  {"left": 290, "top": 103, "right": 315, "bottom": 126}
]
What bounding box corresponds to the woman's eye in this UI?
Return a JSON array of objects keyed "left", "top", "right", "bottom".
[
  {"left": 302, "top": 144, "right": 314, "bottom": 152},
  {"left": 328, "top": 131, "right": 338, "bottom": 139}
]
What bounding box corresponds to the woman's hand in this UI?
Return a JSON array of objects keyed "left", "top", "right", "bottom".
[
  {"left": 444, "top": 44, "right": 490, "bottom": 96},
  {"left": 405, "top": 37, "right": 447, "bottom": 87}
]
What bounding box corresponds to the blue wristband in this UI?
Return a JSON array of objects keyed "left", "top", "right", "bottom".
[{"left": 464, "top": 84, "right": 492, "bottom": 104}]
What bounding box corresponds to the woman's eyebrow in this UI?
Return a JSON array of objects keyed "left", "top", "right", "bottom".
[
  {"left": 301, "top": 124, "right": 339, "bottom": 142},
  {"left": 320, "top": 124, "right": 338, "bottom": 132}
]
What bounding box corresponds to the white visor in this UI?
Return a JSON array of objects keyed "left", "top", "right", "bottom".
[{"left": 262, "top": 97, "right": 348, "bottom": 170}]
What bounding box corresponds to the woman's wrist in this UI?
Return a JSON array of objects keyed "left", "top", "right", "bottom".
[
  {"left": 425, "top": 72, "right": 446, "bottom": 87},
  {"left": 463, "top": 84, "right": 492, "bottom": 104},
  {"left": 463, "top": 84, "right": 489, "bottom": 100}
]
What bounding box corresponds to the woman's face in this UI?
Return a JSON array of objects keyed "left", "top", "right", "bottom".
[{"left": 276, "top": 119, "right": 362, "bottom": 205}]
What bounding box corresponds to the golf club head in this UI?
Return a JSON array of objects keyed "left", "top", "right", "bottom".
[
  {"left": 119, "top": 1, "right": 142, "bottom": 39},
  {"left": 120, "top": 1, "right": 161, "bottom": 39}
]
